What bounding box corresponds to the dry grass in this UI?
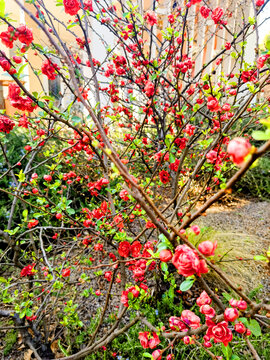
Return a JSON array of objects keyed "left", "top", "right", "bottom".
[{"left": 192, "top": 227, "right": 268, "bottom": 295}]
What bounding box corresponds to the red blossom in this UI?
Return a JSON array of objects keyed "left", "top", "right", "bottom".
[
  {"left": 20, "top": 264, "right": 35, "bottom": 277},
  {"left": 16, "top": 25, "right": 33, "bottom": 46},
  {"left": 144, "top": 11, "right": 157, "bottom": 27},
  {"left": 130, "top": 241, "right": 142, "bottom": 257},
  {"left": 63, "top": 0, "right": 80, "bottom": 16},
  {"left": 118, "top": 241, "right": 131, "bottom": 258},
  {"left": 211, "top": 7, "right": 224, "bottom": 24},
  {"left": 41, "top": 59, "right": 60, "bottom": 80},
  {"left": 172, "top": 244, "right": 208, "bottom": 277},
  {"left": 227, "top": 137, "right": 251, "bottom": 166},
  {"left": 159, "top": 170, "right": 170, "bottom": 184},
  {"left": 206, "top": 321, "right": 233, "bottom": 346},
  {"left": 144, "top": 80, "right": 155, "bottom": 97},
  {"left": 0, "top": 116, "right": 15, "bottom": 134},
  {"left": 198, "top": 240, "right": 217, "bottom": 257}
]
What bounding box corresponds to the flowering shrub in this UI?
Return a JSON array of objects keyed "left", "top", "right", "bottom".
[{"left": 0, "top": 0, "right": 270, "bottom": 359}]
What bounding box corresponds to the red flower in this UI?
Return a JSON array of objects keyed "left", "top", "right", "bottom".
[
  {"left": 196, "top": 291, "right": 212, "bottom": 306},
  {"left": 0, "top": 27, "right": 16, "bottom": 48},
  {"left": 152, "top": 350, "right": 161, "bottom": 360},
  {"left": 241, "top": 69, "right": 257, "bottom": 83},
  {"left": 0, "top": 57, "right": 11, "bottom": 71},
  {"left": 227, "top": 137, "right": 251, "bottom": 166},
  {"left": 159, "top": 170, "right": 170, "bottom": 184},
  {"left": 0, "top": 116, "right": 15, "bottom": 134},
  {"left": 198, "top": 240, "right": 217, "bottom": 257},
  {"left": 138, "top": 332, "right": 160, "bottom": 349},
  {"left": 139, "top": 331, "right": 149, "bottom": 349},
  {"left": 16, "top": 25, "right": 33, "bottom": 46},
  {"left": 200, "top": 6, "right": 211, "bottom": 18},
  {"left": 169, "top": 316, "right": 188, "bottom": 332},
  {"left": 211, "top": 7, "right": 224, "bottom": 24},
  {"left": 206, "top": 321, "right": 233, "bottom": 346},
  {"left": 41, "top": 59, "right": 60, "bottom": 80},
  {"left": 181, "top": 310, "right": 201, "bottom": 329},
  {"left": 62, "top": 268, "right": 70, "bottom": 277},
  {"left": 234, "top": 322, "right": 246, "bottom": 333},
  {"left": 224, "top": 308, "right": 239, "bottom": 322},
  {"left": 200, "top": 305, "right": 216, "bottom": 319},
  {"left": 118, "top": 241, "right": 131, "bottom": 258},
  {"left": 27, "top": 219, "right": 39, "bottom": 229},
  {"left": 130, "top": 241, "right": 142, "bottom": 257},
  {"left": 144, "top": 80, "right": 155, "bottom": 97},
  {"left": 172, "top": 244, "right": 208, "bottom": 277},
  {"left": 63, "top": 0, "right": 80, "bottom": 16},
  {"left": 119, "top": 189, "right": 129, "bottom": 201},
  {"left": 84, "top": 0, "right": 93, "bottom": 11},
  {"left": 145, "top": 11, "right": 157, "bottom": 27},
  {"left": 20, "top": 264, "right": 35, "bottom": 277},
  {"left": 104, "top": 271, "right": 112, "bottom": 281},
  {"left": 159, "top": 249, "right": 172, "bottom": 262},
  {"left": 207, "top": 96, "right": 220, "bottom": 112},
  {"left": 256, "top": 0, "right": 264, "bottom": 6},
  {"left": 257, "top": 54, "right": 270, "bottom": 69}
]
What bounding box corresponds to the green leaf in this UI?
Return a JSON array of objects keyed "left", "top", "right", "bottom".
[
  {"left": 254, "top": 255, "right": 268, "bottom": 262},
  {"left": 231, "top": 355, "right": 240, "bottom": 360},
  {"left": 180, "top": 278, "right": 195, "bottom": 292},
  {"left": 143, "top": 352, "right": 153, "bottom": 358},
  {"left": 169, "top": 153, "right": 175, "bottom": 163},
  {"left": 247, "top": 319, "right": 261, "bottom": 337},
  {"left": 161, "top": 262, "right": 168, "bottom": 273},
  {"left": 22, "top": 209, "right": 28, "bottom": 221},
  {"left": 0, "top": 0, "right": 5, "bottom": 17},
  {"left": 17, "top": 63, "right": 28, "bottom": 77},
  {"left": 26, "top": 308, "right": 32, "bottom": 317},
  {"left": 17, "top": 169, "right": 25, "bottom": 182},
  {"left": 252, "top": 130, "right": 270, "bottom": 141}
]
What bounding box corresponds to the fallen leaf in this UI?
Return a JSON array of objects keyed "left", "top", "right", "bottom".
[{"left": 24, "top": 349, "right": 33, "bottom": 360}]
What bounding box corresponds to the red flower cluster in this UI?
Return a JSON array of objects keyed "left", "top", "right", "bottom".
[
  {"left": 138, "top": 331, "right": 160, "bottom": 349},
  {"left": 172, "top": 244, "right": 208, "bottom": 277},
  {"left": 41, "top": 59, "right": 60, "bottom": 80},
  {"left": 211, "top": 7, "right": 224, "bottom": 24},
  {"left": 200, "top": 6, "right": 211, "bottom": 18},
  {"left": 8, "top": 83, "right": 37, "bottom": 113},
  {"left": 0, "top": 115, "right": 15, "bottom": 134},
  {"left": 118, "top": 241, "right": 142, "bottom": 258},
  {"left": 63, "top": 0, "right": 80, "bottom": 16},
  {"left": 0, "top": 25, "right": 33, "bottom": 49},
  {"left": 16, "top": 25, "right": 34, "bottom": 46},
  {"left": 241, "top": 70, "right": 257, "bottom": 83},
  {"left": 144, "top": 80, "right": 155, "bottom": 97},
  {"left": 144, "top": 11, "right": 157, "bottom": 27},
  {"left": 20, "top": 264, "right": 35, "bottom": 277},
  {"left": 207, "top": 96, "right": 220, "bottom": 112},
  {"left": 121, "top": 286, "right": 140, "bottom": 307},
  {"left": 159, "top": 170, "right": 170, "bottom": 184},
  {"left": 27, "top": 219, "right": 39, "bottom": 229},
  {"left": 84, "top": 0, "right": 93, "bottom": 11}
]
